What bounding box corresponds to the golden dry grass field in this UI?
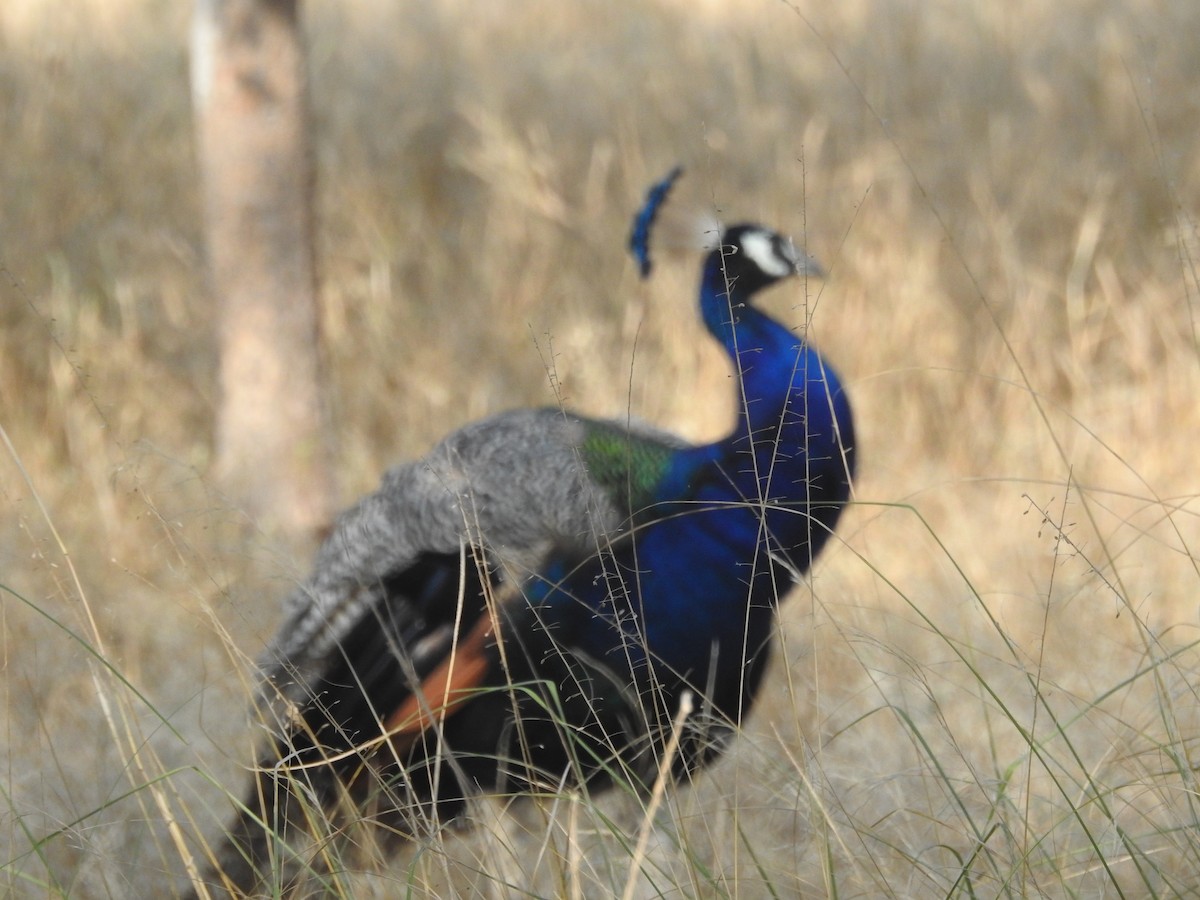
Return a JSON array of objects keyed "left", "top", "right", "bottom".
[{"left": 2, "top": 0, "right": 1200, "bottom": 896}]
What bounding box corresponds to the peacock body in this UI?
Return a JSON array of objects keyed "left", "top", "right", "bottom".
[{"left": 194, "top": 172, "right": 855, "bottom": 896}]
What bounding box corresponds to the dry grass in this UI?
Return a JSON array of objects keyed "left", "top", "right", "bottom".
[{"left": 2, "top": 0, "right": 1199, "bottom": 896}]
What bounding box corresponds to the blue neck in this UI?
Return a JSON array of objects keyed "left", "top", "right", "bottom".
[
  {"left": 660, "top": 254, "right": 853, "bottom": 518},
  {"left": 702, "top": 252, "right": 817, "bottom": 440},
  {"left": 705, "top": 250, "right": 851, "bottom": 552}
]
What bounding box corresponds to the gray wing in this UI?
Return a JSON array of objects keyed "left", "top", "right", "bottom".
[{"left": 257, "top": 406, "right": 684, "bottom": 703}]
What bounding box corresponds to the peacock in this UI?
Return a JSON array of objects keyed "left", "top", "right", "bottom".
[{"left": 192, "top": 168, "right": 856, "bottom": 896}]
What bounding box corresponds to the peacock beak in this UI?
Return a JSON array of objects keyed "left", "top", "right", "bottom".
[{"left": 797, "top": 253, "right": 825, "bottom": 279}]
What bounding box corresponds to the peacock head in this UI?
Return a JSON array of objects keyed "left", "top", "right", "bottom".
[{"left": 713, "top": 224, "right": 825, "bottom": 299}]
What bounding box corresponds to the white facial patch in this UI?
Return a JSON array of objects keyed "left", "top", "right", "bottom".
[{"left": 739, "top": 229, "right": 795, "bottom": 279}]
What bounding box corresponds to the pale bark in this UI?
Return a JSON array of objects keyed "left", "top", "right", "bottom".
[{"left": 191, "top": 0, "right": 334, "bottom": 542}]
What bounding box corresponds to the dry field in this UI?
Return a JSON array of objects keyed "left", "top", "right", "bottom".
[{"left": 2, "top": 0, "right": 1199, "bottom": 896}]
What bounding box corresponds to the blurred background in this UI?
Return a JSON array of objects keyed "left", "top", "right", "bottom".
[{"left": 2, "top": 0, "right": 1199, "bottom": 895}]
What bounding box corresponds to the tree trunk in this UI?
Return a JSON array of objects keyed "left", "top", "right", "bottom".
[{"left": 191, "top": 0, "right": 334, "bottom": 543}]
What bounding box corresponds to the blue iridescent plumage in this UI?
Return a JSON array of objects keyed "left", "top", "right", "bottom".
[
  {"left": 522, "top": 213, "right": 855, "bottom": 763},
  {"left": 193, "top": 171, "right": 855, "bottom": 896}
]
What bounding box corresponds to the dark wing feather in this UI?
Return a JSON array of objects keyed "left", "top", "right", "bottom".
[{"left": 200, "top": 550, "right": 498, "bottom": 894}]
